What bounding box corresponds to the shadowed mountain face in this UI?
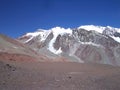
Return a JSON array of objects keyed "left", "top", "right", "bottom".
[
  {"left": 114, "top": 32, "right": 120, "bottom": 37},
  {"left": 18, "top": 25, "right": 120, "bottom": 66}
]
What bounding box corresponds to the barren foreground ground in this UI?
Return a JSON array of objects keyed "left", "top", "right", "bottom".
[{"left": 0, "top": 60, "right": 120, "bottom": 90}]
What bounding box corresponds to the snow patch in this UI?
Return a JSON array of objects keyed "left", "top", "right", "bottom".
[
  {"left": 117, "top": 29, "right": 120, "bottom": 33},
  {"left": 80, "top": 41, "right": 101, "bottom": 47},
  {"left": 48, "top": 27, "right": 72, "bottom": 54},
  {"left": 110, "top": 36, "right": 120, "bottom": 43},
  {"left": 25, "top": 37, "right": 34, "bottom": 43},
  {"left": 55, "top": 47, "right": 62, "bottom": 54}
]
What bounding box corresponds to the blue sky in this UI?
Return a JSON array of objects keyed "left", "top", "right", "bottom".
[{"left": 0, "top": 0, "right": 120, "bottom": 38}]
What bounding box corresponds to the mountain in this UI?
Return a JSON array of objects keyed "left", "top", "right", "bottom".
[{"left": 18, "top": 25, "right": 120, "bottom": 66}]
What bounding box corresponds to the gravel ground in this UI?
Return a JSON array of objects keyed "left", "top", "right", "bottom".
[{"left": 0, "top": 61, "right": 120, "bottom": 90}]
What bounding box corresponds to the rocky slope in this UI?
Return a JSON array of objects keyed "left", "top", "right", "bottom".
[
  {"left": 0, "top": 34, "right": 52, "bottom": 62},
  {"left": 0, "top": 34, "right": 71, "bottom": 62},
  {"left": 18, "top": 25, "right": 120, "bottom": 66}
]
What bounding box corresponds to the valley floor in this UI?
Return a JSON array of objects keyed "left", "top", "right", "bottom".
[{"left": 0, "top": 60, "right": 120, "bottom": 90}]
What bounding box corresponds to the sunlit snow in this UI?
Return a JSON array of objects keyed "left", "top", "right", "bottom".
[
  {"left": 78, "top": 25, "right": 120, "bottom": 43},
  {"left": 78, "top": 25, "right": 105, "bottom": 33},
  {"left": 24, "top": 30, "right": 51, "bottom": 43},
  {"left": 110, "top": 36, "right": 120, "bottom": 43}
]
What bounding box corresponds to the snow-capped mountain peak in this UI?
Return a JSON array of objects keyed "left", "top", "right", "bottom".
[
  {"left": 19, "top": 25, "right": 120, "bottom": 44},
  {"left": 18, "top": 25, "right": 120, "bottom": 66},
  {"left": 78, "top": 25, "right": 106, "bottom": 33},
  {"left": 78, "top": 25, "right": 120, "bottom": 34},
  {"left": 78, "top": 25, "right": 120, "bottom": 43}
]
